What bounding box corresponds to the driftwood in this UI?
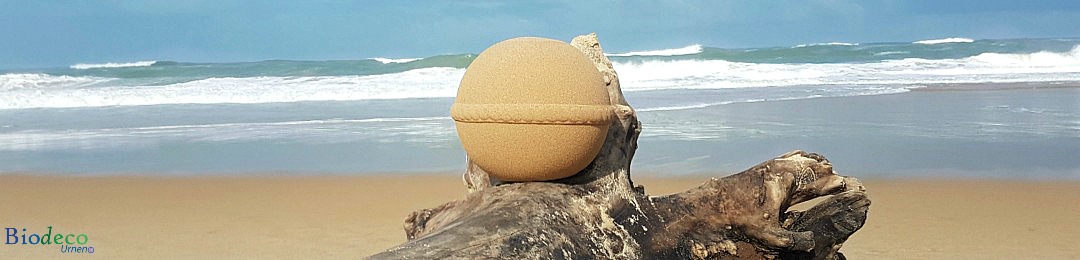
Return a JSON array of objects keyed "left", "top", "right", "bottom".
[{"left": 370, "top": 33, "right": 869, "bottom": 260}]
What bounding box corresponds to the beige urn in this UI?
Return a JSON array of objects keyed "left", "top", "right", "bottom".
[{"left": 450, "top": 37, "right": 614, "bottom": 182}]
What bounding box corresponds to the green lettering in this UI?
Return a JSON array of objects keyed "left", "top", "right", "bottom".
[
  {"left": 76, "top": 234, "right": 87, "bottom": 245},
  {"left": 65, "top": 234, "right": 74, "bottom": 244},
  {"left": 41, "top": 226, "right": 53, "bottom": 245}
]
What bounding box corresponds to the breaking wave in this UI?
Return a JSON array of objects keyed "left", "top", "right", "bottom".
[
  {"left": 71, "top": 61, "right": 159, "bottom": 69},
  {"left": 369, "top": 57, "right": 423, "bottom": 64},
  {"left": 606, "top": 44, "right": 703, "bottom": 57},
  {"left": 613, "top": 45, "right": 1080, "bottom": 91},
  {"left": 793, "top": 42, "right": 858, "bottom": 48},
  {"left": 914, "top": 37, "right": 975, "bottom": 45},
  {"left": 0, "top": 73, "right": 110, "bottom": 91},
  {"left": 4, "top": 39, "right": 1080, "bottom": 110},
  {"left": 0, "top": 67, "right": 463, "bottom": 109}
]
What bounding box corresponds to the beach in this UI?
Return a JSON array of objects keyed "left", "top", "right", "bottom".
[
  {"left": 3, "top": 38, "right": 1080, "bottom": 259},
  {"left": 4, "top": 0, "right": 1080, "bottom": 258},
  {"left": 0, "top": 174, "right": 1077, "bottom": 259}
]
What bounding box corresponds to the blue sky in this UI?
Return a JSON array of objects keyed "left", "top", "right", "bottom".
[{"left": 2, "top": 0, "right": 1080, "bottom": 69}]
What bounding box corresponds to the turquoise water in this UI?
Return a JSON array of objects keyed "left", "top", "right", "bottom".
[
  {"left": 1, "top": 38, "right": 1079, "bottom": 178},
  {"left": 13, "top": 38, "right": 1080, "bottom": 82}
]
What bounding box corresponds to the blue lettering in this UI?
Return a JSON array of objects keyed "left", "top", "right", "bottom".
[
  {"left": 4, "top": 228, "right": 15, "bottom": 244},
  {"left": 59, "top": 244, "right": 95, "bottom": 254},
  {"left": 28, "top": 234, "right": 40, "bottom": 244}
]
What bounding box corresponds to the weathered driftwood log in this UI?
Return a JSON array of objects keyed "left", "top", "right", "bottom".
[{"left": 370, "top": 33, "right": 869, "bottom": 260}]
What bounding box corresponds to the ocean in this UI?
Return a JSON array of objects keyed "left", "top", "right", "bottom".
[{"left": 2, "top": 37, "right": 1079, "bottom": 178}]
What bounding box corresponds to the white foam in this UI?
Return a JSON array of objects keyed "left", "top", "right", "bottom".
[
  {"left": 0, "top": 73, "right": 110, "bottom": 91},
  {"left": 970, "top": 46, "right": 1080, "bottom": 67},
  {"left": 873, "top": 51, "right": 909, "bottom": 56},
  {"left": 70, "top": 61, "right": 157, "bottom": 69},
  {"left": 129, "top": 117, "right": 451, "bottom": 131},
  {"left": 793, "top": 42, "right": 858, "bottom": 48},
  {"left": 0, "top": 67, "right": 464, "bottom": 109},
  {"left": 6, "top": 46, "right": 1080, "bottom": 110},
  {"left": 370, "top": 57, "right": 422, "bottom": 64},
  {"left": 914, "top": 37, "right": 975, "bottom": 45},
  {"left": 606, "top": 44, "right": 703, "bottom": 57},
  {"left": 637, "top": 103, "right": 727, "bottom": 112},
  {"left": 0, "top": 116, "right": 456, "bottom": 151},
  {"left": 613, "top": 45, "right": 1080, "bottom": 92}
]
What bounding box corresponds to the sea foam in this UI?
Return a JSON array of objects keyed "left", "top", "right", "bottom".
[
  {"left": 0, "top": 116, "right": 455, "bottom": 151},
  {"left": 613, "top": 45, "right": 1080, "bottom": 91},
  {"left": 70, "top": 61, "right": 158, "bottom": 69},
  {"left": 970, "top": 45, "right": 1080, "bottom": 67},
  {"left": 0, "top": 67, "right": 463, "bottom": 109},
  {"left": 914, "top": 37, "right": 975, "bottom": 45},
  {"left": 793, "top": 42, "right": 858, "bottom": 48},
  {"left": 606, "top": 44, "right": 703, "bottom": 57},
  {"left": 370, "top": 57, "right": 423, "bottom": 64},
  {"left": 0, "top": 73, "right": 109, "bottom": 91},
  {"left": 5, "top": 45, "right": 1080, "bottom": 110}
]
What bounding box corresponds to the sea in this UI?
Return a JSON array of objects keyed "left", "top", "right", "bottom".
[{"left": 2, "top": 37, "right": 1079, "bottom": 179}]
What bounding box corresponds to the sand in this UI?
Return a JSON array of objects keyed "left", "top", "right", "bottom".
[{"left": 2, "top": 174, "right": 1078, "bottom": 259}]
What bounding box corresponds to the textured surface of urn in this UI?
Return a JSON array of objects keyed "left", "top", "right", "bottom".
[{"left": 451, "top": 37, "right": 614, "bottom": 182}]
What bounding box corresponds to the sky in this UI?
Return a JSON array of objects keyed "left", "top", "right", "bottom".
[{"left": 2, "top": 0, "right": 1080, "bottom": 69}]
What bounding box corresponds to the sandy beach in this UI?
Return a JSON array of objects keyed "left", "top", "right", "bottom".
[
  {"left": 3, "top": 1, "right": 1080, "bottom": 259},
  {"left": 1, "top": 174, "right": 1078, "bottom": 259}
]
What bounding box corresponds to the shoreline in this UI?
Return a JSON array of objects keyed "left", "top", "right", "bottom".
[
  {"left": 5, "top": 81, "right": 1080, "bottom": 176},
  {"left": 2, "top": 174, "right": 1078, "bottom": 259},
  {"left": 911, "top": 81, "right": 1080, "bottom": 92}
]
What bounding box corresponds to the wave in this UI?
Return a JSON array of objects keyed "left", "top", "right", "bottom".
[
  {"left": 370, "top": 57, "right": 423, "bottom": 64},
  {"left": 130, "top": 116, "right": 451, "bottom": 131},
  {"left": 612, "top": 44, "right": 1080, "bottom": 91},
  {"left": 6, "top": 44, "right": 1080, "bottom": 110},
  {"left": 0, "top": 67, "right": 464, "bottom": 109},
  {"left": 0, "top": 116, "right": 455, "bottom": 151},
  {"left": 0, "top": 73, "right": 110, "bottom": 91},
  {"left": 635, "top": 87, "right": 912, "bottom": 112},
  {"left": 637, "top": 103, "right": 723, "bottom": 112},
  {"left": 873, "top": 51, "right": 910, "bottom": 56},
  {"left": 969, "top": 45, "right": 1080, "bottom": 67},
  {"left": 914, "top": 37, "right": 975, "bottom": 45},
  {"left": 793, "top": 42, "right": 858, "bottom": 48},
  {"left": 606, "top": 44, "right": 703, "bottom": 57},
  {"left": 70, "top": 61, "right": 158, "bottom": 69}
]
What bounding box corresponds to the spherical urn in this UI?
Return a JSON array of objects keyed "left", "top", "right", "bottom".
[{"left": 450, "top": 37, "right": 613, "bottom": 182}]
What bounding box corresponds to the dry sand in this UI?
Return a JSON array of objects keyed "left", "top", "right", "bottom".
[{"left": 1, "top": 174, "right": 1078, "bottom": 259}]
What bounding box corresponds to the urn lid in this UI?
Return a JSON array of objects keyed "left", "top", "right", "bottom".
[{"left": 451, "top": 37, "right": 613, "bottom": 125}]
